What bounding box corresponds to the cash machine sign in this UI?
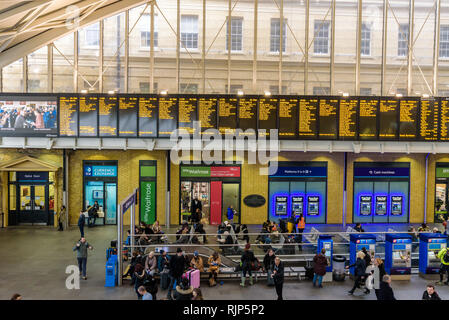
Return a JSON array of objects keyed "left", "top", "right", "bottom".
[
  {"left": 361, "top": 196, "right": 371, "bottom": 201},
  {"left": 308, "top": 196, "right": 319, "bottom": 202}
]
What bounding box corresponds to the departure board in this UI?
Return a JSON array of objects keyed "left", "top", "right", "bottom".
[
  {"left": 178, "top": 97, "right": 198, "bottom": 135},
  {"left": 238, "top": 97, "right": 257, "bottom": 136},
  {"left": 158, "top": 97, "right": 177, "bottom": 137},
  {"left": 299, "top": 97, "right": 318, "bottom": 139},
  {"left": 319, "top": 98, "right": 338, "bottom": 139},
  {"left": 420, "top": 99, "right": 438, "bottom": 141},
  {"left": 119, "top": 96, "right": 138, "bottom": 137},
  {"left": 59, "top": 96, "right": 78, "bottom": 137},
  {"left": 79, "top": 96, "right": 98, "bottom": 137},
  {"left": 99, "top": 96, "right": 118, "bottom": 137},
  {"left": 339, "top": 98, "right": 358, "bottom": 139},
  {"left": 379, "top": 99, "right": 398, "bottom": 140},
  {"left": 198, "top": 97, "right": 217, "bottom": 134},
  {"left": 258, "top": 98, "right": 278, "bottom": 137},
  {"left": 279, "top": 98, "right": 298, "bottom": 138},
  {"left": 218, "top": 97, "right": 237, "bottom": 135},
  {"left": 358, "top": 98, "right": 378, "bottom": 140},
  {"left": 440, "top": 98, "right": 449, "bottom": 141},
  {"left": 399, "top": 99, "right": 419, "bottom": 139},
  {"left": 139, "top": 96, "right": 158, "bottom": 137}
]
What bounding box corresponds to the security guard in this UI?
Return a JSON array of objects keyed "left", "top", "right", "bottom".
[{"left": 437, "top": 247, "right": 449, "bottom": 285}]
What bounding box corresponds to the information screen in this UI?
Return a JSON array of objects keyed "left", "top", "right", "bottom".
[
  {"left": 218, "top": 97, "right": 237, "bottom": 135},
  {"left": 79, "top": 96, "right": 98, "bottom": 137},
  {"left": 178, "top": 97, "right": 198, "bottom": 135},
  {"left": 399, "top": 98, "right": 419, "bottom": 139},
  {"left": 299, "top": 97, "right": 318, "bottom": 139},
  {"left": 420, "top": 99, "right": 438, "bottom": 141},
  {"left": 238, "top": 97, "right": 257, "bottom": 136},
  {"left": 318, "top": 98, "right": 338, "bottom": 139},
  {"left": 99, "top": 96, "right": 118, "bottom": 137},
  {"left": 119, "top": 96, "right": 138, "bottom": 137},
  {"left": 339, "top": 98, "right": 358, "bottom": 139},
  {"left": 59, "top": 95, "right": 78, "bottom": 137},
  {"left": 0, "top": 96, "right": 58, "bottom": 137},
  {"left": 359, "top": 196, "right": 372, "bottom": 216},
  {"left": 379, "top": 99, "right": 398, "bottom": 140},
  {"left": 198, "top": 97, "right": 217, "bottom": 134},
  {"left": 138, "top": 96, "right": 158, "bottom": 137},
  {"left": 258, "top": 97, "right": 277, "bottom": 137},
  {"left": 358, "top": 98, "right": 378, "bottom": 140},
  {"left": 440, "top": 98, "right": 449, "bottom": 141},
  {"left": 279, "top": 97, "right": 298, "bottom": 138},
  {"left": 158, "top": 96, "right": 177, "bottom": 137}
]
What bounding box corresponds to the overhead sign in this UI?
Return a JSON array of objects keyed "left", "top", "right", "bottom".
[
  {"left": 84, "top": 165, "right": 117, "bottom": 177},
  {"left": 180, "top": 166, "right": 240, "bottom": 178},
  {"left": 140, "top": 181, "right": 156, "bottom": 224},
  {"left": 354, "top": 167, "right": 410, "bottom": 178},
  {"left": 270, "top": 166, "right": 327, "bottom": 178},
  {"left": 17, "top": 171, "right": 49, "bottom": 181}
]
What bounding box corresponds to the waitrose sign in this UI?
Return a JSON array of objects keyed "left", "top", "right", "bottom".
[
  {"left": 140, "top": 181, "right": 156, "bottom": 224},
  {"left": 437, "top": 167, "right": 449, "bottom": 178}
]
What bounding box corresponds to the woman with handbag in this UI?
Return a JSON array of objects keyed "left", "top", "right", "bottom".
[
  {"left": 208, "top": 251, "right": 221, "bottom": 287},
  {"left": 240, "top": 243, "right": 256, "bottom": 287}
]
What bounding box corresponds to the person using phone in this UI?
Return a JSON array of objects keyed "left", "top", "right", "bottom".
[{"left": 73, "top": 237, "right": 93, "bottom": 280}]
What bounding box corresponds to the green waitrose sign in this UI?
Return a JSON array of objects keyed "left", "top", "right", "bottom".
[
  {"left": 437, "top": 167, "right": 449, "bottom": 178},
  {"left": 140, "top": 181, "right": 156, "bottom": 224},
  {"left": 180, "top": 166, "right": 211, "bottom": 177}
]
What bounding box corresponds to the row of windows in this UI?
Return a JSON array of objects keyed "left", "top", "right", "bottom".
[{"left": 83, "top": 15, "right": 449, "bottom": 58}]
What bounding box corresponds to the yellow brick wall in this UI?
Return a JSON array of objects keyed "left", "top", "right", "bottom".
[{"left": 426, "top": 155, "right": 449, "bottom": 224}]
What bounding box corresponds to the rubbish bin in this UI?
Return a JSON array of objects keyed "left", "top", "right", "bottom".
[
  {"left": 332, "top": 255, "right": 346, "bottom": 281},
  {"left": 105, "top": 255, "right": 118, "bottom": 287}
]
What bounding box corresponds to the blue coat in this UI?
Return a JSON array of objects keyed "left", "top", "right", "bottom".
[{"left": 227, "top": 207, "right": 234, "bottom": 220}]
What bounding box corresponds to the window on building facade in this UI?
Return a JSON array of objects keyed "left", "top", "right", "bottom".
[
  {"left": 313, "top": 87, "right": 330, "bottom": 95},
  {"left": 398, "top": 24, "right": 409, "bottom": 57},
  {"left": 181, "top": 15, "right": 198, "bottom": 49},
  {"left": 440, "top": 25, "right": 449, "bottom": 58},
  {"left": 180, "top": 83, "right": 198, "bottom": 94},
  {"left": 397, "top": 88, "right": 407, "bottom": 95},
  {"left": 269, "top": 85, "right": 287, "bottom": 95},
  {"left": 140, "top": 13, "right": 158, "bottom": 48},
  {"left": 225, "top": 84, "right": 243, "bottom": 94},
  {"left": 314, "top": 20, "right": 330, "bottom": 54},
  {"left": 360, "top": 88, "right": 372, "bottom": 96},
  {"left": 270, "top": 18, "right": 286, "bottom": 53},
  {"left": 361, "top": 23, "right": 371, "bottom": 56},
  {"left": 85, "top": 23, "right": 100, "bottom": 47},
  {"left": 139, "top": 82, "right": 158, "bottom": 93},
  {"left": 226, "top": 17, "right": 243, "bottom": 52}
]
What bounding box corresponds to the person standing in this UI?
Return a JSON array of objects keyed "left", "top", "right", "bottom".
[
  {"left": 313, "top": 248, "right": 328, "bottom": 288},
  {"left": 57, "top": 205, "right": 66, "bottom": 231},
  {"left": 167, "top": 248, "right": 188, "bottom": 300},
  {"left": 73, "top": 237, "right": 93, "bottom": 280},
  {"left": 377, "top": 275, "right": 396, "bottom": 300},
  {"left": 437, "top": 246, "right": 449, "bottom": 285},
  {"left": 347, "top": 251, "right": 369, "bottom": 295},
  {"left": 77, "top": 211, "right": 86, "bottom": 238},
  {"left": 190, "top": 197, "right": 202, "bottom": 222},
  {"left": 240, "top": 243, "right": 256, "bottom": 287},
  {"left": 422, "top": 284, "right": 441, "bottom": 300},
  {"left": 263, "top": 249, "right": 276, "bottom": 286},
  {"left": 271, "top": 257, "right": 284, "bottom": 300},
  {"left": 227, "top": 205, "right": 235, "bottom": 222},
  {"left": 295, "top": 213, "right": 305, "bottom": 251}
]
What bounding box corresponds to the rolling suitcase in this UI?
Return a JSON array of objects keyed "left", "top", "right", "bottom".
[
  {"left": 183, "top": 269, "right": 200, "bottom": 288},
  {"left": 160, "top": 270, "right": 170, "bottom": 290}
]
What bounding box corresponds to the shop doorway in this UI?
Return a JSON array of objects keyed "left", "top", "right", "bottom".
[
  {"left": 180, "top": 181, "right": 210, "bottom": 223},
  {"left": 222, "top": 183, "right": 240, "bottom": 223},
  {"left": 18, "top": 184, "right": 48, "bottom": 225},
  {"left": 84, "top": 181, "right": 117, "bottom": 225}
]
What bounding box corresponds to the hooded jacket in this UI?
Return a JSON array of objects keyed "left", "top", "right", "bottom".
[
  {"left": 174, "top": 284, "right": 193, "bottom": 300},
  {"left": 313, "top": 253, "right": 328, "bottom": 276}
]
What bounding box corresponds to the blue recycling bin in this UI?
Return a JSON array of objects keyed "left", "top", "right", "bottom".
[
  {"left": 105, "top": 254, "right": 118, "bottom": 287},
  {"left": 419, "top": 233, "right": 448, "bottom": 275},
  {"left": 385, "top": 233, "right": 412, "bottom": 278},
  {"left": 349, "top": 234, "right": 376, "bottom": 276}
]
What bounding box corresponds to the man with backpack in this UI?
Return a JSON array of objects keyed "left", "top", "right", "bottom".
[{"left": 437, "top": 247, "right": 449, "bottom": 285}]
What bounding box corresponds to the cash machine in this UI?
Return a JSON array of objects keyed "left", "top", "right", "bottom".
[
  {"left": 274, "top": 196, "right": 288, "bottom": 216},
  {"left": 385, "top": 234, "right": 412, "bottom": 280},
  {"left": 349, "top": 234, "right": 376, "bottom": 277},
  {"left": 419, "top": 233, "right": 448, "bottom": 279},
  {"left": 317, "top": 235, "right": 333, "bottom": 282},
  {"left": 291, "top": 196, "right": 304, "bottom": 217}
]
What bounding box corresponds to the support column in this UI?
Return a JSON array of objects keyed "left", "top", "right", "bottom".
[
  {"left": 99, "top": 20, "right": 104, "bottom": 93},
  {"left": 253, "top": 0, "right": 258, "bottom": 94},
  {"left": 227, "top": 0, "right": 231, "bottom": 94},
  {"left": 202, "top": 0, "right": 206, "bottom": 94},
  {"left": 304, "top": 0, "right": 309, "bottom": 95},
  {"left": 433, "top": 0, "right": 441, "bottom": 96},
  {"left": 381, "top": 0, "right": 388, "bottom": 95},
  {"left": 330, "top": 0, "right": 336, "bottom": 95},
  {"left": 355, "top": 0, "right": 362, "bottom": 95},
  {"left": 125, "top": 10, "right": 129, "bottom": 93},
  {"left": 279, "top": 0, "right": 284, "bottom": 94},
  {"left": 23, "top": 55, "right": 28, "bottom": 93},
  {"left": 407, "top": 0, "right": 415, "bottom": 96},
  {"left": 176, "top": 0, "right": 180, "bottom": 93},
  {"left": 150, "top": 2, "right": 155, "bottom": 94},
  {"left": 74, "top": 31, "right": 78, "bottom": 92},
  {"left": 48, "top": 44, "right": 53, "bottom": 93}
]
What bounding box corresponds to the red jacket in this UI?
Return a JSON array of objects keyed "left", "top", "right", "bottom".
[{"left": 313, "top": 254, "right": 328, "bottom": 276}]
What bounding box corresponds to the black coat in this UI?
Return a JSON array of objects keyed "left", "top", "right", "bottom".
[
  {"left": 169, "top": 254, "right": 187, "bottom": 278},
  {"left": 241, "top": 250, "right": 256, "bottom": 270},
  {"left": 191, "top": 199, "right": 202, "bottom": 215},
  {"left": 263, "top": 253, "right": 276, "bottom": 271},
  {"left": 77, "top": 214, "right": 85, "bottom": 227},
  {"left": 349, "top": 258, "right": 367, "bottom": 276},
  {"left": 377, "top": 281, "right": 396, "bottom": 300},
  {"left": 273, "top": 261, "right": 284, "bottom": 284},
  {"left": 422, "top": 291, "right": 441, "bottom": 300}
]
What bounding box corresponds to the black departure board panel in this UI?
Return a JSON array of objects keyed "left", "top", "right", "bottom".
[
  {"left": 319, "top": 98, "right": 338, "bottom": 140},
  {"left": 59, "top": 95, "right": 78, "bottom": 137},
  {"left": 218, "top": 97, "right": 237, "bottom": 135},
  {"left": 339, "top": 98, "right": 358, "bottom": 140},
  {"left": 79, "top": 96, "right": 98, "bottom": 137},
  {"left": 379, "top": 99, "right": 398, "bottom": 140},
  {"left": 158, "top": 96, "right": 177, "bottom": 137},
  {"left": 279, "top": 97, "right": 298, "bottom": 139},
  {"left": 238, "top": 97, "right": 257, "bottom": 136},
  {"left": 258, "top": 98, "right": 277, "bottom": 137},
  {"left": 198, "top": 97, "right": 217, "bottom": 134},
  {"left": 358, "top": 98, "right": 378, "bottom": 140},
  {"left": 99, "top": 96, "right": 117, "bottom": 137},
  {"left": 399, "top": 98, "right": 419, "bottom": 139},
  {"left": 138, "top": 96, "right": 157, "bottom": 137},
  {"left": 178, "top": 97, "right": 197, "bottom": 135},
  {"left": 440, "top": 98, "right": 449, "bottom": 141},
  {"left": 420, "top": 99, "right": 438, "bottom": 141},
  {"left": 299, "top": 97, "right": 318, "bottom": 139},
  {"left": 119, "top": 96, "right": 138, "bottom": 137}
]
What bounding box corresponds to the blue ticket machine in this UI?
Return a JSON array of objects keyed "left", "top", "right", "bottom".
[
  {"left": 318, "top": 235, "right": 333, "bottom": 282},
  {"left": 385, "top": 234, "right": 412, "bottom": 280},
  {"left": 419, "top": 233, "right": 448, "bottom": 278},
  {"left": 349, "top": 234, "right": 376, "bottom": 276}
]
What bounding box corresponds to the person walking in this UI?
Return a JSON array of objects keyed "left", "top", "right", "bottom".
[
  {"left": 72, "top": 237, "right": 93, "bottom": 280},
  {"left": 347, "top": 251, "right": 369, "bottom": 295},
  {"left": 167, "top": 248, "right": 188, "bottom": 300},
  {"left": 271, "top": 257, "right": 285, "bottom": 300},
  {"left": 373, "top": 258, "right": 386, "bottom": 299},
  {"left": 377, "top": 275, "right": 396, "bottom": 300},
  {"left": 437, "top": 246, "right": 449, "bottom": 285},
  {"left": 422, "top": 284, "right": 441, "bottom": 300},
  {"left": 58, "top": 205, "right": 66, "bottom": 231},
  {"left": 77, "top": 211, "right": 86, "bottom": 238},
  {"left": 240, "top": 243, "right": 257, "bottom": 287},
  {"left": 313, "top": 248, "right": 328, "bottom": 288}
]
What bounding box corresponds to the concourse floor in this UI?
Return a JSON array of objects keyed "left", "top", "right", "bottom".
[{"left": 0, "top": 225, "right": 447, "bottom": 300}]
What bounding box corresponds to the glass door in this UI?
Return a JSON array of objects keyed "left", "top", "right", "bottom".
[
  {"left": 19, "top": 185, "right": 47, "bottom": 224},
  {"left": 222, "top": 183, "right": 240, "bottom": 223},
  {"left": 19, "top": 185, "right": 33, "bottom": 224},
  {"left": 105, "top": 183, "right": 117, "bottom": 224},
  {"left": 436, "top": 183, "right": 448, "bottom": 222}
]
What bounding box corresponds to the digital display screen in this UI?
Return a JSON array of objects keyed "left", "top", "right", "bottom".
[
  {"left": 79, "top": 96, "right": 98, "bottom": 137},
  {"left": 178, "top": 97, "right": 198, "bottom": 135},
  {"left": 258, "top": 98, "right": 277, "bottom": 137},
  {"left": 299, "top": 97, "right": 318, "bottom": 139},
  {"left": 420, "top": 99, "right": 438, "bottom": 141},
  {"left": 158, "top": 96, "right": 177, "bottom": 137},
  {"left": 279, "top": 97, "right": 298, "bottom": 138},
  {"left": 0, "top": 96, "right": 57, "bottom": 137},
  {"left": 399, "top": 99, "right": 419, "bottom": 139},
  {"left": 138, "top": 96, "right": 158, "bottom": 137},
  {"left": 318, "top": 98, "right": 338, "bottom": 139},
  {"left": 218, "top": 97, "right": 237, "bottom": 135},
  {"left": 379, "top": 99, "right": 398, "bottom": 139},
  {"left": 59, "top": 95, "right": 78, "bottom": 137},
  {"left": 238, "top": 97, "right": 257, "bottom": 136},
  {"left": 291, "top": 196, "right": 304, "bottom": 215},
  {"left": 440, "top": 98, "right": 449, "bottom": 141},
  {"left": 359, "top": 195, "right": 372, "bottom": 216},
  {"left": 391, "top": 196, "right": 403, "bottom": 216},
  {"left": 275, "top": 196, "right": 288, "bottom": 216},
  {"left": 339, "top": 98, "right": 358, "bottom": 139},
  {"left": 198, "top": 97, "right": 217, "bottom": 134},
  {"left": 307, "top": 196, "right": 319, "bottom": 216},
  {"left": 99, "top": 96, "right": 118, "bottom": 137},
  {"left": 359, "top": 98, "right": 378, "bottom": 140},
  {"left": 375, "top": 196, "right": 387, "bottom": 216},
  {"left": 119, "top": 96, "right": 138, "bottom": 137}
]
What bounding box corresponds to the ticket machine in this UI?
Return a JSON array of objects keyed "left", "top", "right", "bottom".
[
  {"left": 385, "top": 234, "right": 412, "bottom": 280},
  {"left": 317, "top": 235, "right": 333, "bottom": 282},
  {"left": 307, "top": 196, "right": 320, "bottom": 216},
  {"left": 419, "top": 233, "right": 448, "bottom": 279},
  {"left": 291, "top": 196, "right": 304, "bottom": 217},
  {"left": 349, "top": 234, "right": 376, "bottom": 276},
  {"left": 274, "top": 196, "right": 288, "bottom": 216}
]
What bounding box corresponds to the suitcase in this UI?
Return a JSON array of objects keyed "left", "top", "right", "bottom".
[
  {"left": 161, "top": 271, "right": 170, "bottom": 290},
  {"left": 183, "top": 269, "right": 200, "bottom": 288}
]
